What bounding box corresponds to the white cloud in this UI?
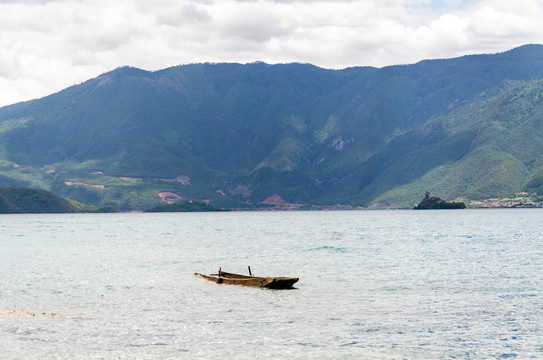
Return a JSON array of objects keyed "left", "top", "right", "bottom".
[
  {"left": 468, "top": 5, "right": 541, "bottom": 40},
  {"left": 0, "top": 0, "right": 542, "bottom": 107},
  {"left": 156, "top": 3, "right": 212, "bottom": 26}
]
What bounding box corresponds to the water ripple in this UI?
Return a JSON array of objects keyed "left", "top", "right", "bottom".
[{"left": 0, "top": 209, "right": 542, "bottom": 358}]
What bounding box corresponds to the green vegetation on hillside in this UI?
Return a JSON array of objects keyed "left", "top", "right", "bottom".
[
  {"left": 1, "top": 45, "right": 543, "bottom": 209},
  {"left": 0, "top": 187, "right": 119, "bottom": 214}
]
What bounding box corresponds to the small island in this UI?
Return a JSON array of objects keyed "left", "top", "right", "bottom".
[{"left": 414, "top": 192, "right": 466, "bottom": 210}]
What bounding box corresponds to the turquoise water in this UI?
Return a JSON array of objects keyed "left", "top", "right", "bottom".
[{"left": 1, "top": 209, "right": 542, "bottom": 359}]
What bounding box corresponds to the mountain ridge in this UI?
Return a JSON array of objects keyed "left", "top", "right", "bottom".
[{"left": 1, "top": 44, "right": 543, "bottom": 209}]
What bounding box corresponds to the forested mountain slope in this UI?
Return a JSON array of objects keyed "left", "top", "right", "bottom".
[{"left": 1, "top": 45, "right": 543, "bottom": 209}]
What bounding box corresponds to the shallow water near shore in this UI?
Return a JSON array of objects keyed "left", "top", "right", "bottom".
[{"left": 1, "top": 209, "right": 542, "bottom": 358}]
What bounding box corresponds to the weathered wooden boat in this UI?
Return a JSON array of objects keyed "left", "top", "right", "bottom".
[{"left": 194, "top": 267, "right": 298, "bottom": 289}]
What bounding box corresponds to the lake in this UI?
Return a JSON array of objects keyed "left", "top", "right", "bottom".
[{"left": 1, "top": 209, "right": 542, "bottom": 359}]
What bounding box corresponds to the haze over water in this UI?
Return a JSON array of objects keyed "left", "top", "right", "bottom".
[{"left": 1, "top": 209, "right": 542, "bottom": 358}]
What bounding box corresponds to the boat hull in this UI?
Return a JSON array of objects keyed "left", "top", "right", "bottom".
[{"left": 194, "top": 271, "right": 298, "bottom": 289}]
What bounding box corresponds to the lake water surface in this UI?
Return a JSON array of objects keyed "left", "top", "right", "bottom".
[{"left": 1, "top": 209, "right": 542, "bottom": 359}]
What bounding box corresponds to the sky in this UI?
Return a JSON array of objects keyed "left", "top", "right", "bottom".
[{"left": 0, "top": 0, "right": 542, "bottom": 107}]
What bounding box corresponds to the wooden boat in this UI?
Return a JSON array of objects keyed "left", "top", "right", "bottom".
[{"left": 194, "top": 267, "right": 298, "bottom": 289}]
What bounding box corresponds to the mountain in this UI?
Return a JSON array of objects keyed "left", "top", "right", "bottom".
[
  {"left": 0, "top": 188, "right": 118, "bottom": 213},
  {"left": 1, "top": 45, "right": 543, "bottom": 209}
]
